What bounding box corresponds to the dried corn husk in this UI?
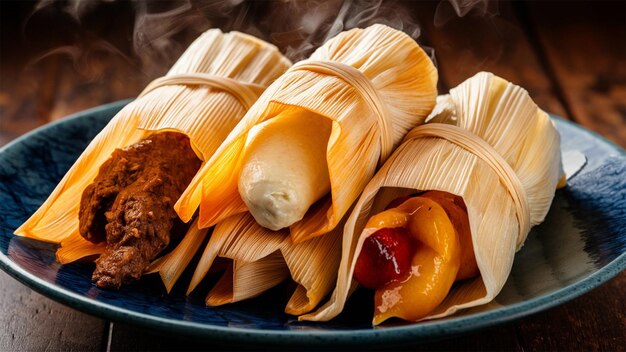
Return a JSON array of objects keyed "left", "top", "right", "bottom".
[
  {"left": 196, "top": 213, "right": 290, "bottom": 303},
  {"left": 189, "top": 213, "right": 288, "bottom": 295},
  {"left": 56, "top": 232, "right": 107, "bottom": 263},
  {"left": 175, "top": 24, "right": 438, "bottom": 245},
  {"left": 206, "top": 252, "right": 289, "bottom": 306},
  {"left": 189, "top": 211, "right": 342, "bottom": 315},
  {"left": 144, "top": 219, "right": 209, "bottom": 293},
  {"left": 303, "top": 72, "right": 562, "bottom": 323},
  {"left": 281, "top": 224, "right": 343, "bottom": 315},
  {"left": 14, "top": 29, "right": 291, "bottom": 268}
]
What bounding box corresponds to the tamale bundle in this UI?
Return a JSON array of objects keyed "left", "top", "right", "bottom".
[
  {"left": 15, "top": 29, "right": 291, "bottom": 289},
  {"left": 174, "top": 24, "right": 438, "bottom": 312},
  {"left": 302, "top": 72, "right": 563, "bottom": 324}
]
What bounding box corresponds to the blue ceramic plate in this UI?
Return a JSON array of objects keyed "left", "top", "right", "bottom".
[{"left": 0, "top": 100, "right": 624, "bottom": 346}]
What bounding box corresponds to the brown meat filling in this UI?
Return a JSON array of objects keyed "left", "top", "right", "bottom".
[{"left": 79, "top": 132, "right": 202, "bottom": 289}]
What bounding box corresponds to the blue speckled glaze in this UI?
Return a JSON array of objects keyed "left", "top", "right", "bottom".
[{"left": 0, "top": 100, "right": 624, "bottom": 346}]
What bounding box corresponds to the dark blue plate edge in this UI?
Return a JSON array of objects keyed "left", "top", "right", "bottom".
[
  {"left": 0, "top": 100, "right": 624, "bottom": 346},
  {"left": 0, "top": 99, "right": 133, "bottom": 156}
]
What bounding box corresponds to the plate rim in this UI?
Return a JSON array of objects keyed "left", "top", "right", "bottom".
[{"left": 1, "top": 100, "right": 625, "bottom": 346}]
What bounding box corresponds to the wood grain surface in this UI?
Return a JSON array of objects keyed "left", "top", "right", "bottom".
[
  {"left": 524, "top": 1, "right": 626, "bottom": 146},
  {"left": 0, "top": 1, "right": 624, "bottom": 351},
  {"left": 0, "top": 271, "right": 106, "bottom": 352}
]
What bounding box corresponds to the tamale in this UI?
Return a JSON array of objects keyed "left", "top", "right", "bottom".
[
  {"left": 178, "top": 24, "right": 437, "bottom": 312},
  {"left": 303, "top": 72, "right": 563, "bottom": 323},
  {"left": 14, "top": 29, "right": 291, "bottom": 287},
  {"left": 176, "top": 24, "right": 438, "bottom": 241}
]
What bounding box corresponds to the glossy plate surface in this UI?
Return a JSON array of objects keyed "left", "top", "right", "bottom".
[{"left": 0, "top": 100, "right": 624, "bottom": 346}]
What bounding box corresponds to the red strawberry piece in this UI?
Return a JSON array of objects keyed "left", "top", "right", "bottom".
[{"left": 354, "top": 227, "right": 414, "bottom": 289}]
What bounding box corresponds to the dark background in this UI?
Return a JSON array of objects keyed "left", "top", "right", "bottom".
[{"left": 0, "top": 0, "right": 625, "bottom": 351}]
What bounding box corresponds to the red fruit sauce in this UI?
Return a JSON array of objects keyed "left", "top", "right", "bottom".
[{"left": 353, "top": 227, "right": 414, "bottom": 289}]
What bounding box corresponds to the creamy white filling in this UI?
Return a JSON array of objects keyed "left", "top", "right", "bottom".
[{"left": 239, "top": 179, "right": 308, "bottom": 231}]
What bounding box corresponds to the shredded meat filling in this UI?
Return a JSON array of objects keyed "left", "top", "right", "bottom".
[{"left": 79, "top": 132, "right": 202, "bottom": 289}]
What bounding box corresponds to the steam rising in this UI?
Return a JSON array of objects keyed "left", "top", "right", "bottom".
[
  {"left": 434, "top": 0, "right": 499, "bottom": 26},
  {"left": 25, "top": 0, "right": 493, "bottom": 76}
]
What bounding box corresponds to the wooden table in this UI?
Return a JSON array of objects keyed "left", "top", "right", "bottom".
[{"left": 1, "top": 1, "right": 624, "bottom": 350}]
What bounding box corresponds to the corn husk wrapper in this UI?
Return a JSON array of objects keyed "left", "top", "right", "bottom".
[
  {"left": 303, "top": 72, "right": 563, "bottom": 322},
  {"left": 175, "top": 24, "right": 438, "bottom": 244},
  {"left": 202, "top": 214, "right": 290, "bottom": 305},
  {"left": 206, "top": 252, "right": 290, "bottom": 306},
  {"left": 144, "top": 219, "right": 210, "bottom": 293},
  {"left": 14, "top": 29, "right": 291, "bottom": 267},
  {"left": 192, "top": 212, "right": 342, "bottom": 315}
]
